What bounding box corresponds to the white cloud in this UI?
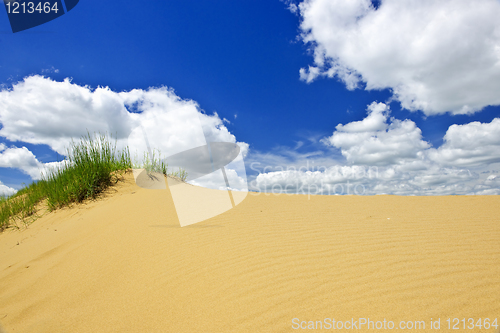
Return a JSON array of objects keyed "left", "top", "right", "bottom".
[
  {"left": 0, "top": 75, "right": 132, "bottom": 155},
  {"left": 249, "top": 160, "right": 493, "bottom": 196},
  {"left": 428, "top": 118, "right": 500, "bottom": 167},
  {"left": 299, "top": 66, "right": 321, "bottom": 83},
  {"left": 474, "top": 188, "right": 500, "bottom": 195},
  {"left": 247, "top": 102, "right": 500, "bottom": 195},
  {"left": 2, "top": 76, "right": 498, "bottom": 196},
  {"left": 0, "top": 146, "right": 67, "bottom": 180},
  {"left": 0, "top": 76, "right": 248, "bottom": 187},
  {"left": 188, "top": 166, "right": 248, "bottom": 192},
  {"left": 0, "top": 146, "right": 43, "bottom": 179},
  {"left": 41, "top": 66, "right": 59, "bottom": 74},
  {"left": 0, "top": 76, "right": 245, "bottom": 158},
  {"left": 321, "top": 102, "right": 430, "bottom": 165},
  {"left": 297, "top": 0, "right": 500, "bottom": 115},
  {"left": 282, "top": 0, "right": 299, "bottom": 14},
  {"left": 0, "top": 183, "right": 17, "bottom": 197}
]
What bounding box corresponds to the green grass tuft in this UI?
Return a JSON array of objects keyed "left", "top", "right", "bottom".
[
  {"left": 41, "top": 133, "right": 132, "bottom": 210},
  {"left": 0, "top": 132, "right": 188, "bottom": 231},
  {"left": 0, "top": 180, "right": 46, "bottom": 230},
  {"left": 134, "top": 149, "right": 168, "bottom": 176}
]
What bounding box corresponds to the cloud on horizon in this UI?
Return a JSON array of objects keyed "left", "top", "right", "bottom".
[
  {"left": 0, "top": 181, "right": 17, "bottom": 197},
  {"left": 0, "top": 76, "right": 248, "bottom": 192},
  {"left": 247, "top": 102, "right": 500, "bottom": 195},
  {"left": 297, "top": 0, "right": 500, "bottom": 115},
  {"left": 1, "top": 76, "right": 499, "bottom": 196}
]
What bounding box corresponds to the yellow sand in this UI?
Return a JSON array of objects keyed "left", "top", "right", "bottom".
[{"left": 0, "top": 173, "right": 499, "bottom": 332}]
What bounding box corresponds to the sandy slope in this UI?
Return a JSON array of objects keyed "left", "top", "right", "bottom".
[{"left": 0, "top": 173, "right": 499, "bottom": 332}]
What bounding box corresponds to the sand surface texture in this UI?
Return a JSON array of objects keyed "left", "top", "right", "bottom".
[{"left": 0, "top": 173, "right": 499, "bottom": 332}]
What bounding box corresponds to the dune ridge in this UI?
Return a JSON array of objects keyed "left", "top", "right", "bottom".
[{"left": 0, "top": 173, "right": 499, "bottom": 332}]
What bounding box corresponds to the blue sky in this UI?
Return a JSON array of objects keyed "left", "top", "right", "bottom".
[{"left": 1, "top": 0, "right": 500, "bottom": 195}]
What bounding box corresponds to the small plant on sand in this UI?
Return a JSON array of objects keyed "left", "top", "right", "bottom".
[
  {"left": 41, "top": 132, "right": 132, "bottom": 210},
  {"left": 0, "top": 180, "right": 47, "bottom": 230},
  {"left": 132, "top": 149, "right": 188, "bottom": 181},
  {"left": 0, "top": 132, "right": 188, "bottom": 231},
  {"left": 0, "top": 132, "right": 132, "bottom": 229},
  {"left": 136, "top": 149, "right": 168, "bottom": 175},
  {"left": 171, "top": 168, "right": 188, "bottom": 181}
]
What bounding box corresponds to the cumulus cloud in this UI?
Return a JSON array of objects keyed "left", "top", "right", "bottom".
[
  {"left": 0, "top": 146, "right": 43, "bottom": 179},
  {"left": 249, "top": 156, "right": 493, "bottom": 196},
  {"left": 250, "top": 162, "right": 483, "bottom": 196},
  {"left": 247, "top": 102, "right": 500, "bottom": 195},
  {"left": 297, "top": 0, "right": 500, "bottom": 115},
  {"left": 428, "top": 118, "right": 500, "bottom": 167},
  {"left": 0, "top": 183, "right": 17, "bottom": 197},
  {"left": 0, "top": 76, "right": 248, "bottom": 188},
  {"left": 2, "top": 76, "right": 498, "bottom": 196},
  {"left": 123, "top": 87, "right": 240, "bottom": 160},
  {"left": 282, "top": 0, "right": 299, "bottom": 14},
  {"left": 0, "top": 146, "right": 67, "bottom": 180},
  {"left": 0, "top": 75, "right": 132, "bottom": 154},
  {"left": 321, "top": 102, "right": 430, "bottom": 165},
  {"left": 0, "top": 76, "right": 244, "bottom": 156}
]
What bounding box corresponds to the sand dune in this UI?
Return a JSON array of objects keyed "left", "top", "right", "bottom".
[{"left": 0, "top": 173, "right": 499, "bottom": 332}]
